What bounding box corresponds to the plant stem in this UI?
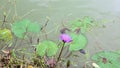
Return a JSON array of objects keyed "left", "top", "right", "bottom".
[
  {"left": 41, "top": 18, "right": 49, "bottom": 40},
  {"left": 12, "top": 37, "right": 18, "bottom": 50},
  {"left": 57, "top": 42, "right": 65, "bottom": 62},
  {"left": 1, "top": 12, "right": 7, "bottom": 28}
]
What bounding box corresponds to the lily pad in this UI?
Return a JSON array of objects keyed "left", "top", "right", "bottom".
[
  {"left": 36, "top": 40, "right": 58, "bottom": 57},
  {"left": 69, "top": 33, "right": 87, "bottom": 51},
  {"left": 69, "top": 17, "right": 95, "bottom": 33},
  {"left": 92, "top": 51, "right": 120, "bottom": 68},
  {"left": 12, "top": 20, "right": 41, "bottom": 38},
  {"left": 70, "top": 19, "right": 82, "bottom": 31}
]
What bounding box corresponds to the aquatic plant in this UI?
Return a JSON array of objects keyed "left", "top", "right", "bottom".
[
  {"left": 12, "top": 20, "right": 41, "bottom": 38},
  {"left": 0, "top": 16, "right": 98, "bottom": 68},
  {"left": 70, "top": 16, "right": 95, "bottom": 33},
  {"left": 69, "top": 33, "right": 87, "bottom": 51},
  {"left": 57, "top": 33, "right": 72, "bottom": 63},
  {"left": 0, "top": 28, "right": 12, "bottom": 42},
  {"left": 60, "top": 33, "right": 72, "bottom": 43},
  {"left": 92, "top": 51, "right": 120, "bottom": 68},
  {"left": 0, "top": 1, "right": 119, "bottom": 68},
  {"left": 36, "top": 40, "right": 58, "bottom": 57}
]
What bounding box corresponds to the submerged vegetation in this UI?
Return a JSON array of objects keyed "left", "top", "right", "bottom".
[{"left": 0, "top": 0, "right": 120, "bottom": 68}]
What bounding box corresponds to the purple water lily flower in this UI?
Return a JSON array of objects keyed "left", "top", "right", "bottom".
[{"left": 60, "top": 33, "right": 72, "bottom": 43}]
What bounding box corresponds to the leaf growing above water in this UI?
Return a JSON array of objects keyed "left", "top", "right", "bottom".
[
  {"left": 36, "top": 40, "right": 58, "bottom": 57},
  {"left": 27, "top": 22, "right": 40, "bottom": 33},
  {"left": 92, "top": 51, "right": 120, "bottom": 68},
  {"left": 69, "top": 17, "right": 95, "bottom": 33},
  {"left": 69, "top": 33, "right": 87, "bottom": 51},
  {"left": 12, "top": 20, "right": 41, "bottom": 38}
]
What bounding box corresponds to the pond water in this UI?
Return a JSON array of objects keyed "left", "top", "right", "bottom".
[{"left": 0, "top": 0, "right": 120, "bottom": 68}]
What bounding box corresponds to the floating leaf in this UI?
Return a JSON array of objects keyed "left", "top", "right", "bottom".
[
  {"left": 12, "top": 20, "right": 41, "bottom": 38},
  {"left": 0, "top": 29, "right": 12, "bottom": 42},
  {"left": 36, "top": 40, "right": 58, "bottom": 57},
  {"left": 12, "top": 20, "right": 29, "bottom": 38},
  {"left": 69, "top": 33, "right": 87, "bottom": 51},
  {"left": 92, "top": 51, "right": 120, "bottom": 68},
  {"left": 69, "top": 17, "right": 95, "bottom": 33},
  {"left": 70, "top": 19, "right": 82, "bottom": 31},
  {"left": 36, "top": 42, "right": 48, "bottom": 57},
  {"left": 46, "top": 41, "right": 58, "bottom": 56},
  {"left": 27, "top": 22, "right": 40, "bottom": 33}
]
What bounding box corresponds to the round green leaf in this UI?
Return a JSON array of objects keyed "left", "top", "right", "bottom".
[
  {"left": 69, "top": 19, "right": 82, "bottom": 31},
  {"left": 69, "top": 17, "right": 95, "bottom": 33},
  {"left": 27, "top": 23, "right": 40, "bottom": 33},
  {"left": 12, "top": 20, "right": 29, "bottom": 38},
  {"left": 46, "top": 41, "right": 58, "bottom": 56},
  {"left": 36, "top": 40, "right": 58, "bottom": 57},
  {"left": 36, "top": 42, "right": 48, "bottom": 57},
  {"left": 12, "top": 20, "right": 41, "bottom": 38},
  {"left": 69, "top": 33, "right": 87, "bottom": 51},
  {"left": 92, "top": 51, "right": 120, "bottom": 68}
]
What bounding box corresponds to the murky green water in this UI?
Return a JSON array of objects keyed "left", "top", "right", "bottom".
[{"left": 0, "top": 0, "right": 120, "bottom": 68}]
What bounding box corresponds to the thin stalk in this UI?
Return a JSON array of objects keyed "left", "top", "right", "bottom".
[
  {"left": 41, "top": 18, "right": 49, "bottom": 30},
  {"left": 57, "top": 42, "right": 65, "bottom": 62},
  {"left": 12, "top": 37, "right": 18, "bottom": 50},
  {"left": 1, "top": 12, "right": 7, "bottom": 28},
  {"left": 41, "top": 18, "right": 49, "bottom": 40}
]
